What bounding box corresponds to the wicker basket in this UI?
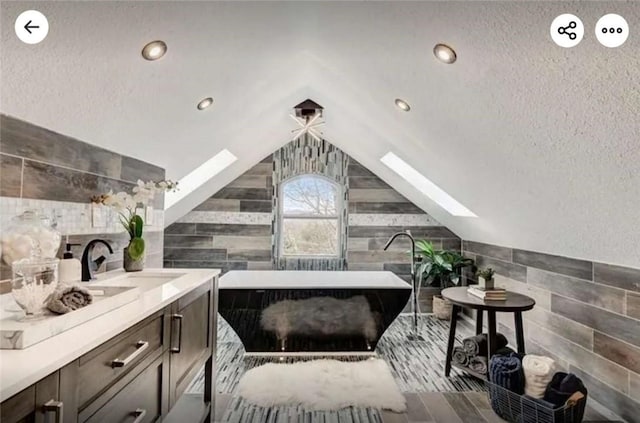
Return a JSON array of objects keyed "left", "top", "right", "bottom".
[
  {"left": 487, "top": 381, "right": 587, "bottom": 423},
  {"left": 433, "top": 295, "right": 453, "bottom": 320}
]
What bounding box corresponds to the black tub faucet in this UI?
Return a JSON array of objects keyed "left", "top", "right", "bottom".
[
  {"left": 81, "top": 239, "right": 114, "bottom": 281},
  {"left": 384, "top": 230, "right": 421, "bottom": 336}
]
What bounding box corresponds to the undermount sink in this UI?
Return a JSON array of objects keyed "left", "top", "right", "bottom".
[{"left": 94, "top": 273, "right": 186, "bottom": 292}]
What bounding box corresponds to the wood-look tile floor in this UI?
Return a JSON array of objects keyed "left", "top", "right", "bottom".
[{"left": 200, "top": 315, "right": 623, "bottom": 423}]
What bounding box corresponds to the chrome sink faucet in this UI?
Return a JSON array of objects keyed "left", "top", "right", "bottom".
[
  {"left": 384, "top": 230, "right": 421, "bottom": 336},
  {"left": 81, "top": 239, "right": 114, "bottom": 281}
]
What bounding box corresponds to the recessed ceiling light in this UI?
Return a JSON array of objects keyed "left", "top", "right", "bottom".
[
  {"left": 433, "top": 43, "right": 457, "bottom": 64},
  {"left": 141, "top": 40, "right": 167, "bottom": 61},
  {"left": 395, "top": 98, "right": 411, "bottom": 112},
  {"left": 381, "top": 152, "right": 476, "bottom": 217},
  {"left": 197, "top": 97, "right": 214, "bottom": 110}
]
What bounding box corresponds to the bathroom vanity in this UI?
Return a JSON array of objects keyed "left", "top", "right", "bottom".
[{"left": 0, "top": 269, "right": 219, "bottom": 423}]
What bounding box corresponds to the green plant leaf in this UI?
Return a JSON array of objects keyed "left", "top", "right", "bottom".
[
  {"left": 419, "top": 262, "right": 431, "bottom": 277},
  {"left": 118, "top": 214, "right": 134, "bottom": 238},
  {"left": 416, "top": 240, "right": 434, "bottom": 255},
  {"left": 128, "top": 237, "right": 145, "bottom": 260},
  {"left": 413, "top": 238, "right": 477, "bottom": 288},
  {"left": 129, "top": 214, "right": 144, "bottom": 238},
  {"left": 476, "top": 267, "right": 496, "bottom": 280}
]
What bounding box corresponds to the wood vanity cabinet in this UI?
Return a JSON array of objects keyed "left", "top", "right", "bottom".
[
  {"left": 81, "top": 353, "right": 169, "bottom": 423},
  {"left": 71, "top": 307, "right": 171, "bottom": 423},
  {"left": 168, "top": 283, "right": 214, "bottom": 407},
  {"left": 0, "top": 372, "right": 62, "bottom": 423},
  {"left": 75, "top": 307, "right": 170, "bottom": 412},
  {"left": 0, "top": 277, "right": 217, "bottom": 423}
]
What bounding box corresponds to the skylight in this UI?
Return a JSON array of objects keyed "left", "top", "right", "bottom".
[
  {"left": 380, "top": 152, "right": 477, "bottom": 217},
  {"left": 165, "top": 149, "right": 237, "bottom": 209}
]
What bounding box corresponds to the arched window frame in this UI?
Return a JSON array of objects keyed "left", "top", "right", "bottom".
[{"left": 277, "top": 174, "right": 343, "bottom": 258}]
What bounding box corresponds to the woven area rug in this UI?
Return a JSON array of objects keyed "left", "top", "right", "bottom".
[{"left": 236, "top": 359, "right": 406, "bottom": 412}]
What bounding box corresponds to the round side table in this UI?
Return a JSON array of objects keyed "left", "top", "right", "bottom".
[{"left": 441, "top": 286, "right": 535, "bottom": 377}]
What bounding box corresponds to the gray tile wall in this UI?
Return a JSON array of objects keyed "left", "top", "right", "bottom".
[
  {"left": 347, "top": 160, "right": 461, "bottom": 312},
  {"left": 164, "top": 153, "right": 461, "bottom": 312},
  {"left": 164, "top": 157, "right": 273, "bottom": 273},
  {"left": 462, "top": 240, "right": 640, "bottom": 421},
  {"left": 271, "top": 136, "right": 349, "bottom": 271},
  {"left": 0, "top": 114, "right": 166, "bottom": 281}
]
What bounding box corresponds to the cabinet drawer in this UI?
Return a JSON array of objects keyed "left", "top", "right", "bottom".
[
  {"left": 77, "top": 309, "right": 167, "bottom": 408},
  {"left": 84, "top": 354, "right": 167, "bottom": 423}
]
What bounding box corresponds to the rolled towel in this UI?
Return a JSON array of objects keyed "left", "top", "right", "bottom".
[
  {"left": 495, "top": 346, "right": 517, "bottom": 356},
  {"left": 528, "top": 380, "right": 588, "bottom": 423},
  {"left": 462, "top": 333, "right": 508, "bottom": 356},
  {"left": 489, "top": 353, "right": 525, "bottom": 420},
  {"left": 523, "top": 355, "right": 556, "bottom": 399},
  {"left": 544, "top": 372, "right": 587, "bottom": 410},
  {"left": 469, "top": 356, "right": 488, "bottom": 374},
  {"left": 494, "top": 347, "right": 529, "bottom": 364},
  {"left": 452, "top": 347, "right": 470, "bottom": 366},
  {"left": 489, "top": 353, "right": 525, "bottom": 394},
  {"left": 47, "top": 285, "right": 93, "bottom": 314}
]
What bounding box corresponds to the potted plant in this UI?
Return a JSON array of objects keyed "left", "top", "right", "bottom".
[
  {"left": 476, "top": 267, "right": 496, "bottom": 289},
  {"left": 92, "top": 180, "right": 177, "bottom": 272},
  {"left": 415, "top": 240, "right": 474, "bottom": 319}
]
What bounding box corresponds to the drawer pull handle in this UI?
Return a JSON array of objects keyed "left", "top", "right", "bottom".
[
  {"left": 111, "top": 341, "right": 149, "bottom": 368},
  {"left": 131, "top": 408, "right": 147, "bottom": 423},
  {"left": 43, "top": 399, "right": 63, "bottom": 423},
  {"left": 171, "top": 314, "right": 184, "bottom": 353}
]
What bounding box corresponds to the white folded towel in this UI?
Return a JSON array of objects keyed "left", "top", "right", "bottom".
[{"left": 523, "top": 355, "right": 556, "bottom": 399}]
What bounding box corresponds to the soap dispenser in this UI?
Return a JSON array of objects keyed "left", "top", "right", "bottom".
[{"left": 59, "top": 239, "right": 82, "bottom": 284}]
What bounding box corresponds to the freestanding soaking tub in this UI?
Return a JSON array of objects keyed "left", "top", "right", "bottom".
[{"left": 218, "top": 271, "right": 411, "bottom": 354}]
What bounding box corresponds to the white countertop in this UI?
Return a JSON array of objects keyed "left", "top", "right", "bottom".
[
  {"left": 220, "top": 270, "right": 412, "bottom": 289},
  {"left": 0, "top": 268, "right": 220, "bottom": 402}
]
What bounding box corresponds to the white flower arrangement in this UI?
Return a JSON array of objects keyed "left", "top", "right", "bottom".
[{"left": 92, "top": 180, "right": 177, "bottom": 260}]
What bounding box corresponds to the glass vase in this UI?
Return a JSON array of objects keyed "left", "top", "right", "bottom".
[
  {"left": 1, "top": 210, "right": 61, "bottom": 266},
  {"left": 11, "top": 256, "right": 59, "bottom": 318}
]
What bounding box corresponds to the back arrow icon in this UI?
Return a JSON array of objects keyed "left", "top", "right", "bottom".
[{"left": 24, "top": 20, "right": 39, "bottom": 34}]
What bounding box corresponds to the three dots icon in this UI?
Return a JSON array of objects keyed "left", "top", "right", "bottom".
[
  {"left": 595, "top": 14, "right": 629, "bottom": 47},
  {"left": 601, "top": 27, "right": 623, "bottom": 35}
]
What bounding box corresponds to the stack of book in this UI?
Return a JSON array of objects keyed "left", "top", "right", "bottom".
[{"left": 467, "top": 286, "right": 507, "bottom": 301}]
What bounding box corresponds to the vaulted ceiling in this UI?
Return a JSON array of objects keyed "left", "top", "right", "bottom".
[{"left": 2, "top": 1, "right": 639, "bottom": 267}]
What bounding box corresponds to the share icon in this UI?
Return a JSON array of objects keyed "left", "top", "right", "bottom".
[
  {"left": 550, "top": 14, "right": 584, "bottom": 48},
  {"left": 558, "top": 21, "right": 577, "bottom": 40}
]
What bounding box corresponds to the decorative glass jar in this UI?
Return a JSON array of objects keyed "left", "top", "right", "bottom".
[
  {"left": 11, "top": 255, "right": 59, "bottom": 317},
  {"left": 1, "top": 210, "right": 61, "bottom": 266}
]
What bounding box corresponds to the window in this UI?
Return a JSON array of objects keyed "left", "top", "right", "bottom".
[
  {"left": 279, "top": 175, "right": 341, "bottom": 257},
  {"left": 165, "top": 149, "right": 237, "bottom": 209},
  {"left": 380, "top": 151, "right": 476, "bottom": 217}
]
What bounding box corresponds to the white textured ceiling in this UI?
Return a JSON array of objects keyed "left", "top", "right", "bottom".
[{"left": 2, "top": 1, "right": 639, "bottom": 268}]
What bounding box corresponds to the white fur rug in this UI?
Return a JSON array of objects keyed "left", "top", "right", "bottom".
[{"left": 236, "top": 359, "right": 406, "bottom": 412}]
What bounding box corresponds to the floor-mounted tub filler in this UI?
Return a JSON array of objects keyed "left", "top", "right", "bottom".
[{"left": 218, "top": 271, "right": 411, "bottom": 355}]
